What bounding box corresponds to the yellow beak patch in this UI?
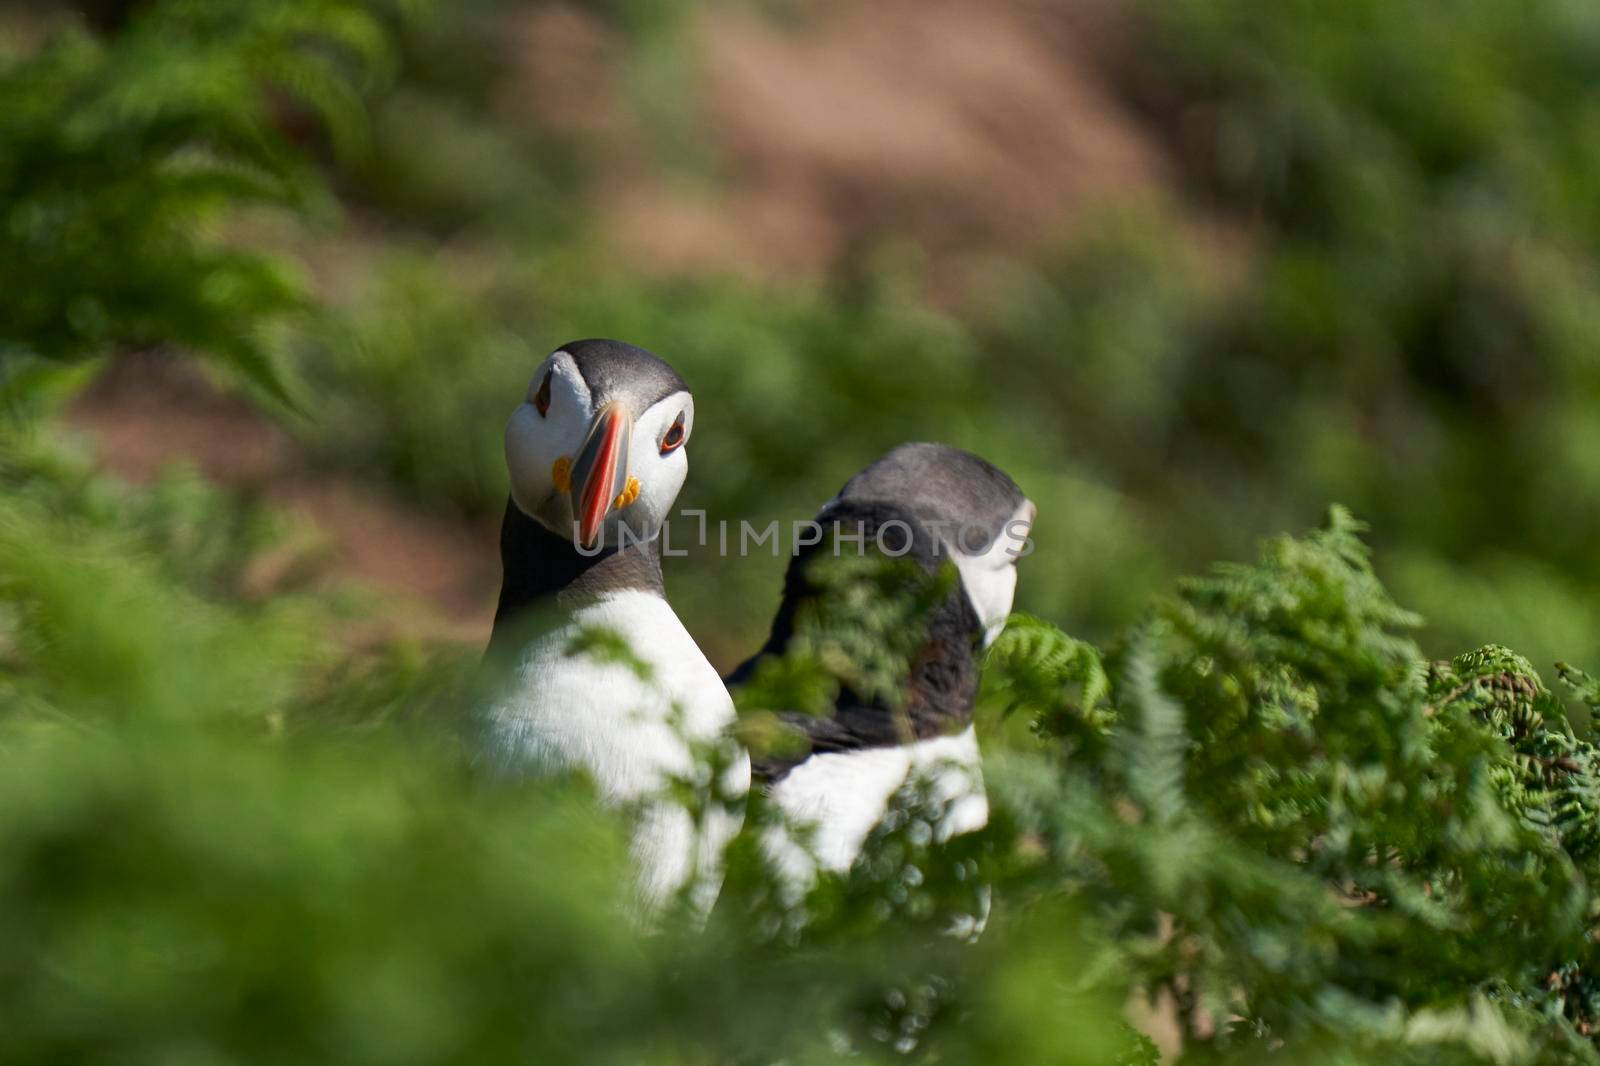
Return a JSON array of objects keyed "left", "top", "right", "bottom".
[
  {"left": 553, "top": 458, "right": 635, "bottom": 509},
  {"left": 614, "top": 476, "right": 641, "bottom": 510}
]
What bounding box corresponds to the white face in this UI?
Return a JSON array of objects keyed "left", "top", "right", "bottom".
[
  {"left": 505, "top": 349, "right": 695, "bottom": 547},
  {"left": 950, "top": 498, "right": 1036, "bottom": 647}
]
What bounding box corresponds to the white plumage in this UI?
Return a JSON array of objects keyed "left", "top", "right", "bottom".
[
  {"left": 482, "top": 589, "right": 749, "bottom": 910},
  {"left": 480, "top": 339, "right": 745, "bottom": 915},
  {"left": 764, "top": 725, "right": 986, "bottom": 883}
]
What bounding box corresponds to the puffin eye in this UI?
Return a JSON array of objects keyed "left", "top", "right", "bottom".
[
  {"left": 660, "top": 412, "right": 687, "bottom": 454},
  {"left": 533, "top": 370, "right": 552, "bottom": 417}
]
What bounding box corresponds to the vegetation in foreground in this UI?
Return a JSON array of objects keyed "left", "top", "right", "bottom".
[
  {"left": 6, "top": 1, "right": 1600, "bottom": 1062},
  {"left": 10, "top": 430, "right": 1600, "bottom": 1062}
]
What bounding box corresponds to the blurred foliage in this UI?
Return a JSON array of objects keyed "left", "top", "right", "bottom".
[
  {"left": 1122, "top": 0, "right": 1600, "bottom": 668},
  {"left": 0, "top": 427, "right": 1138, "bottom": 1063},
  {"left": 275, "top": 246, "right": 1170, "bottom": 662},
  {"left": 11, "top": 432, "right": 1600, "bottom": 1060},
  {"left": 0, "top": 0, "right": 407, "bottom": 402},
  {"left": 240, "top": 0, "right": 1600, "bottom": 672},
  {"left": 11, "top": 0, "right": 1600, "bottom": 664},
  {"left": 1, "top": 424, "right": 294, "bottom": 597},
  {"left": 967, "top": 510, "right": 1600, "bottom": 1062},
  {"left": 8, "top": 0, "right": 1600, "bottom": 1062}
]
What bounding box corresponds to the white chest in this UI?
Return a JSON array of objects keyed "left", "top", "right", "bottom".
[
  {"left": 765, "top": 725, "right": 988, "bottom": 883},
  {"left": 480, "top": 590, "right": 738, "bottom": 796},
  {"left": 478, "top": 591, "right": 750, "bottom": 908}
]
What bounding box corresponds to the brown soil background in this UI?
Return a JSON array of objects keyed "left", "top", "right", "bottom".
[{"left": 69, "top": 0, "right": 1180, "bottom": 645}]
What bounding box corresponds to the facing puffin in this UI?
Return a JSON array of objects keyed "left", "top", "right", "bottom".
[
  {"left": 728, "top": 443, "right": 1034, "bottom": 892},
  {"left": 477, "top": 338, "right": 748, "bottom": 912}
]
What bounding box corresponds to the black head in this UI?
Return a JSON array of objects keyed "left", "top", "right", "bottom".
[
  {"left": 560, "top": 338, "right": 688, "bottom": 414},
  {"left": 505, "top": 339, "right": 696, "bottom": 550},
  {"left": 728, "top": 446, "right": 1037, "bottom": 781},
  {"left": 730, "top": 497, "right": 986, "bottom": 780},
  {"left": 838, "top": 442, "right": 1028, "bottom": 555}
]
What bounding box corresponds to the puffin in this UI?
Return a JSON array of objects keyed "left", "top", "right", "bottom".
[
  {"left": 477, "top": 339, "right": 748, "bottom": 912},
  {"left": 728, "top": 443, "right": 1034, "bottom": 893}
]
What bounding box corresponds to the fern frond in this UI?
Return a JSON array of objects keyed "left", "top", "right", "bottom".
[{"left": 985, "top": 613, "right": 1115, "bottom": 746}]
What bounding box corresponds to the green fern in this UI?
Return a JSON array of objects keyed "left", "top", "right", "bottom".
[
  {"left": 0, "top": 1, "right": 407, "bottom": 403},
  {"left": 985, "top": 612, "right": 1116, "bottom": 750}
]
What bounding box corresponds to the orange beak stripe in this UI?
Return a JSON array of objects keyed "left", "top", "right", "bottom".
[{"left": 570, "top": 404, "right": 631, "bottom": 548}]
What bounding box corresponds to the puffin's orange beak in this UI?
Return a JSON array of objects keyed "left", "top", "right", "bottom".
[{"left": 569, "top": 402, "right": 632, "bottom": 549}]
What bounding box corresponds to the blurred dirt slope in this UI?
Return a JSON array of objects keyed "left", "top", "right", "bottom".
[
  {"left": 67, "top": 356, "right": 499, "bottom": 642},
  {"left": 70, "top": 0, "right": 1172, "bottom": 640},
  {"left": 517, "top": 0, "right": 1166, "bottom": 278}
]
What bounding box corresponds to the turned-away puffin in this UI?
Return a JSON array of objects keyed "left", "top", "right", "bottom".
[
  {"left": 478, "top": 339, "right": 748, "bottom": 911},
  {"left": 728, "top": 443, "right": 1034, "bottom": 891}
]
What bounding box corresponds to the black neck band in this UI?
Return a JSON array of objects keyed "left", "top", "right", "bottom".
[{"left": 488, "top": 498, "right": 664, "bottom": 654}]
